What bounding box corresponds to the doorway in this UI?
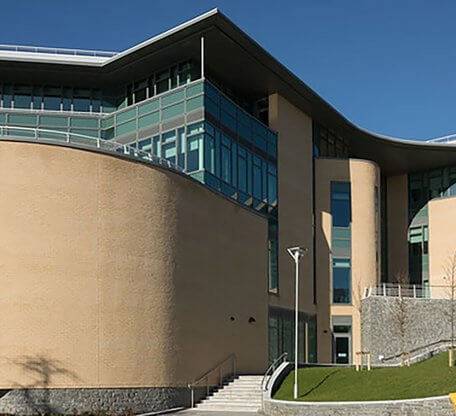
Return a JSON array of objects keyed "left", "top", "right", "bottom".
[{"left": 333, "top": 333, "right": 350, "bottom": 364}]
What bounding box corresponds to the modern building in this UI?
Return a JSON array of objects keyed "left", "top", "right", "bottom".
[{"left": 1, "top": 8, "right": 456, "bottom": 413}]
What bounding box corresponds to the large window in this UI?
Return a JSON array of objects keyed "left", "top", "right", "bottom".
[
  {"left": 204, "top": 82, "right": 278, "bottom": 160},
  {"left": 332, "top": 258, "right": 351, "bottom": 304},
  {"left": 408, "top": 225, "right": 429, "bottom": 285},
  {"left": 313, "top": 122, "right": 349, "bottom": 158},
  {"left": 268, "top": 218, "right": 278, "bottom": 292},
  {"left": 0, "top": 60, "right": 198, "bottom": 114},
  {"left": 221, "top": 135, "right": 232, "bottom": 183},
  {"left": 268, "top": 307, "right": 317, "bottom": 365},
  {"left": 196, "top": 116, "right": 277, "bottom": 212},
  {"left": 331, "top": 182, "right": 351, "bottom": 227},
  {"left": 186, "top": 134, "right": 202, "bottom": 172},
  {"left": 331, "top": 182, "right": 351, "bottom": 304}
]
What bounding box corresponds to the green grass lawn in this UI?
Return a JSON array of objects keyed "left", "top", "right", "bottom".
[{"left": 273, "top": 352, "right": 456, "bottom": 401}]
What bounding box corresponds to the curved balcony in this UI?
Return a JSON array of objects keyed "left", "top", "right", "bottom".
[{"left": 0, "top": 125, "right": 184, "bottom": 174}]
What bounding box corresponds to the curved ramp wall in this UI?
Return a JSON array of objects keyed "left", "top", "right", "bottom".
[{"left": 0, "top": 141, "right": 268, "bottom": 413}]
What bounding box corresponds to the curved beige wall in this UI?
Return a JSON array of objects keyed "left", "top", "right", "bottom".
[
  {"left": 315, "top": 158, "right": 380, "bottom": 358},
  {"left": 0, "top": 141, "right": 268, "bottom": 389},
  {"left": 429, "top": 196, "right": 456, "bottom": 298}
]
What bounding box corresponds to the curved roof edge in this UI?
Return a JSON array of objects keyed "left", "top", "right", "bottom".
[{"left": 0, "top": 8, "right": 456, "bottom": 173}]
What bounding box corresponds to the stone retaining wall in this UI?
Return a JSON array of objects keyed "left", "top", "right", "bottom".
[
  {"left": 263, "top": 396, "right": 454, "bottom": 416},
  {"left": 0, "top": 387, "right": 191, "bottom": 415},
  {"left": 361, "top": 296, "right": 453, "bottom": 364}
]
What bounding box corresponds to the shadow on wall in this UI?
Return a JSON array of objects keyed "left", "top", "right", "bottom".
[{"left": 7, "top": 354, "right": 81, "bottom": 414}]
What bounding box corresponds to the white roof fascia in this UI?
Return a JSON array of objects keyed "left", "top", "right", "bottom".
[{"left": 0, "top": 8, "right": 219, "bottom": 67}]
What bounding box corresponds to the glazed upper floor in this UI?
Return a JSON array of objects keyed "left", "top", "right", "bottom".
[{"left": 1, "top": 8, "right": 456, "bottom": 176}]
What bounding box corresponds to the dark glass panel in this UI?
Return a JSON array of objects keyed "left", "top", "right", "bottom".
[
  {"left": 43, "top": 96, "right": 61, "bottom": 111},
  {"left": 73, "top": 98, "right": 90, "bottom": 112},
  {"left": 14, "top": 94, "right": 31, "bottom": 109},
  {"left": 333, "top": 266, "right": 351, "bottom": 304}
]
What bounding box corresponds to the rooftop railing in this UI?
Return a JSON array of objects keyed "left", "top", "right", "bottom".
[
  {"left": 0, "top": 125, "right": 183, "bottom": 174},
  {"left": 0, "top": 44, "right": 118, "bottom": 58}
]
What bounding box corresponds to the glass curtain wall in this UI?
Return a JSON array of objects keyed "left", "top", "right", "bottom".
[
  {"left": 408, "top": 167, "right": 456, "bottom": 285},
  {"left": 0, "top": 60, "right": 199, "bottom": 114},
  {"left": 313, "top": 123, "right": 349, "bottom": 158},
  {"left": 331, "top": 182, "right": 352, "bottom": 304},
  {"left": 268, "top": 306, "right": 317, "bottom": 365}
]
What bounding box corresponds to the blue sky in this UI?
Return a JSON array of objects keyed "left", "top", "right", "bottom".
[{"left": 2, "top": 1, "right": 455, "bottom": 140}]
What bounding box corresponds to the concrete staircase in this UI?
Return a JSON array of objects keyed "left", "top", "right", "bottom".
[{"left": 194, "top": 375, "right": 263, "bottom": 412}]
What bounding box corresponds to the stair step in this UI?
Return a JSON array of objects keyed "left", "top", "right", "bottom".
[
  {"left": 219, "top": 386, "right": 262, "bottom": 390},
  {"left": 208, "top": 393, "right": 262, "bottom": 397},
  {"left": 219, "top": 388, "right": 261, "bottom": 392},
  {"left": 205, "top": 398, "right": 261, "bottom": 402},
  {"left": 194, "top": 374, "right": 263, "bottom": 411},
  {"left": 195, "top": 405, "right": 260, "bottom": 411},
  {"left": 207, "top": 391, "right": 262, "bottom": 399}
]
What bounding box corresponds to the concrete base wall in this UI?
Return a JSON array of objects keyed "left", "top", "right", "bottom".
[
  {"left": 362, "top": 297, "right": 453, "bottom": 363},
  {"left": 263, "top": 396, "right": 454, "bottom": 416},
  {"left": 0, "top": 387, "right": 193, "bottom": 415}
]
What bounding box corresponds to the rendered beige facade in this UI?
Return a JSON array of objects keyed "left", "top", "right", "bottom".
[
  {"left": 0, "top": 142, "right": 268, "bottom": 389},
  {"left": 428, "top": 197, "right": 456, "bottom": 298},
  {"left": 315, "top": 158, "right": 380, "bottom": 361},
  {"left": 1, "top": 8, "right": 456, "bottom": 414},
  {"left": 269, "top": 94, "right": 331, "bottom": 363}
]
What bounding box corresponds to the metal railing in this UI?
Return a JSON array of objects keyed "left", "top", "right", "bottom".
[
  {"left": 188, "top": 353, "right": 236, "bottom": 408},
  {"left": 364, "top": 283, "right": 429, "bottom": 299},
  {"left": 364, "top": 283, "right": 456, "bottom": 300},
  {"left": 0, "top": 125, "right": 184, "bottom": 174},
  {"left": 0, "top": 44, "right": 117, "bottom": 58},
  {"left": 381, "top": 339, "right": 453, "bottom": 365},
  {"left": 261, "top": 352, "right": 288, "bottom": 392}
]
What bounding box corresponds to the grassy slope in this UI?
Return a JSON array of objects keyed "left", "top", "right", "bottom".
[{"left": 273, "top": 352, "right": 456, "bottom": 401}]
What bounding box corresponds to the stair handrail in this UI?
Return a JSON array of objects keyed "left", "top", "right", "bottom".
[
  {"left": 381, "top": 338, "right": 452, "bottom": 363},
  {"left": 261, "top": 352, "right": 288, "bottom": 392},
  {"left": 187, "top": 353, "right": 236, "bottom": 408}
]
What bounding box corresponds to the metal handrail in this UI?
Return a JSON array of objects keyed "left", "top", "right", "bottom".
[
  {"left": 188, "top": 353, "right": 236, "bottom": 408},
  {"left": 382, "top": 339, "right": 453, "bottom": 363},
  {"left": 262, "top": 352, "right": 288, "bottom": 392},
  {"left": 0, "top": 125, "right": 184, "bottom": 174},
  {"left": 0, "top": 44, "right": 117, "bottom": 57}
]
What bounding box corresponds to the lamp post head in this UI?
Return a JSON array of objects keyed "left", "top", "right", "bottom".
[{"left": 287, "top": 246, "right": 308, "bottom": 263}]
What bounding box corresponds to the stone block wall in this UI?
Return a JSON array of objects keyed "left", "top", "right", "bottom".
[
  {"left": 361, "top": 296, "right": 453, "bottom": 363},
  {"left": 0, "top": 387, "right": 192, "bottom": 415},
  {"left": 263, "top": 396, "right": 454, "bottom": 416}
]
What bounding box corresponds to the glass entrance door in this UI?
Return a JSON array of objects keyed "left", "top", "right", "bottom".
[{"left": 334, "top": 334, "right": 350, "bottom": 364}]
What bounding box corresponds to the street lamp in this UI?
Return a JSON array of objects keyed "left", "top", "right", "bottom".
[{"left": 287, "top": 246, "right": 308, "bottom": 400}]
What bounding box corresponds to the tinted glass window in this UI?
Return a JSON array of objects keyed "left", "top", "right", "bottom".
[
  {"left": 73, "top": 98, "right": 90, "bottom": 112},
  {"left": 43, "top": 96, "right": 61, "bottom": 111},
  {"left": 333, "top": 260, "right": 351, "bottom": 304},
  {"left": 331, "top": 182, "right": 351, "bottom": 227},
  {"left": 14, "top": 94, "right": 31, "bottom": 109},
  {"left": 187, "top": 135, "right": 201, "bottom": 172}
]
